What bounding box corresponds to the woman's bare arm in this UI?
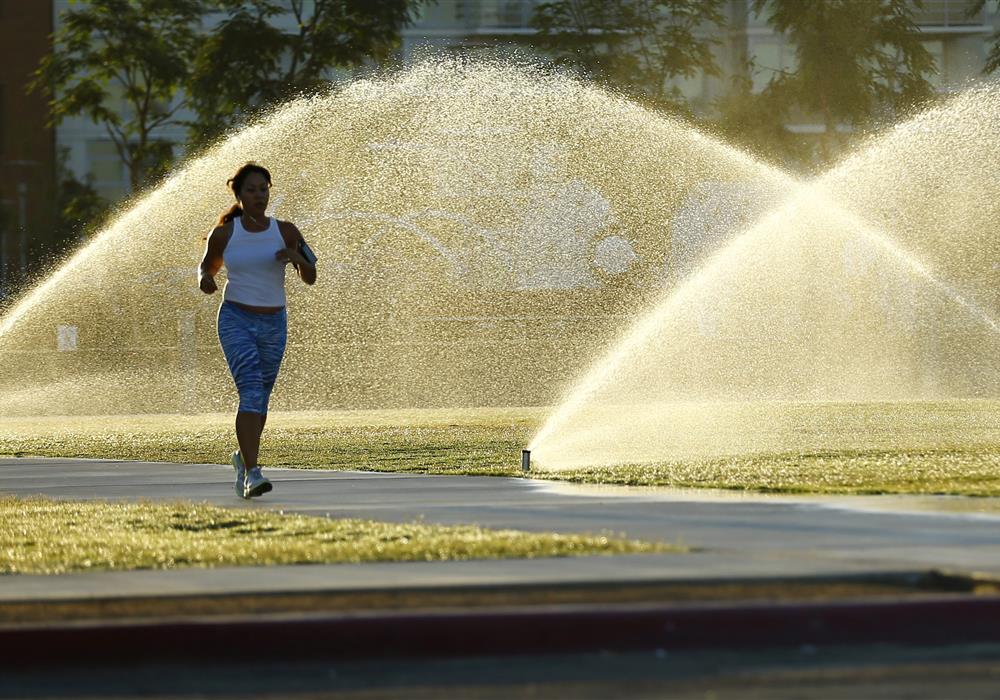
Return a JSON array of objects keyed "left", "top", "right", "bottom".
[
  {"left": 198, "top": 226, "right": 229, "bottom": 294},
  {"left": 277, "top": 220, "right": 317, "bottom": 286}
]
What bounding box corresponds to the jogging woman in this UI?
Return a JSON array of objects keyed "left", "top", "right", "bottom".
[{"left": 198, "top": 162, "right": 317, "bottom": 498}]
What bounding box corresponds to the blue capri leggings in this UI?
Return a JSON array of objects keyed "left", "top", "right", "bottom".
[{"left": 217, "top": 301, "right": 288, "bottom": 415}]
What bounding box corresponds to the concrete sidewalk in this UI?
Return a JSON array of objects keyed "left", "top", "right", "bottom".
[
  {"left": 8, "top": 456, "right": 1000, "bottom": 674},
  {"left": 3, "top": 456, "right": 1000, "bottom": 604}
]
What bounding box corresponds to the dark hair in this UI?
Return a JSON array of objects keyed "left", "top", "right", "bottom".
[{"left": 217, "top": 162, "right": 272, "bottom": 226}]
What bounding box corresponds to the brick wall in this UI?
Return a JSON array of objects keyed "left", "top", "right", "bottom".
[{"left": 0, "top": 1, "right": 56, "bottom": 297}]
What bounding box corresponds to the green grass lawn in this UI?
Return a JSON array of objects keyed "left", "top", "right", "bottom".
[
  {"left": 1, "top": 495, "right": 671, "bottom": 575},
  {"left": 0, "top": 408, "right": 540, "bottom": 475},
  {"left": 562, "top": 450, "right": 1000, "bottom": 495},
  {"left": 3, "top": 402, "right": 1000, "bottom": 496}
]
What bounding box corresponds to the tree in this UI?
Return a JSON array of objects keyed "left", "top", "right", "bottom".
[
  {"left": 711, "top": 68, "right": 813, "bottom": 169},
  {"left": 970, "top": 1, "right": 1000, "bottom": 73},
  {"left": 187, "top": 0, "right": 429, "bottom": 148},
  {"left": 53, "top": 148, "right": 110, "bottom": 243},
  {"left": 750, "top": 0, "right": 935, "bottom": 162},
  {"left": 530, "top": 0, "right": 727, "bottom": 113},
  {"left": 30, "top": 0, "right": 203, "bottom": 192}
]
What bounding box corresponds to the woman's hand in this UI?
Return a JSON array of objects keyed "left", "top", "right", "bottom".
[{"left": 199, "top": 273, "right": 218, "bottom": 294}]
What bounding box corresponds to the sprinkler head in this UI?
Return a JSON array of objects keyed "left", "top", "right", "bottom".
[{"left": 521, "top": 449, "right": 531, "bottom": 472}]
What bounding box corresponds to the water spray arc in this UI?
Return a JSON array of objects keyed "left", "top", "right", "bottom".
[
  {"left": 0, "top": 60, "right": 996, "bottom": 478},
  {"left": 529, "top": 84, "right": 1000, "bottom": 470},
  {"left": 528, "top": 195, "right": 799, "bottom": 457},
  {"left": 0, "top": 60, "right": 788, "bottom": 417}
]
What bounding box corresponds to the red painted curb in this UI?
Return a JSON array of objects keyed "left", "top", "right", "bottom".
[{"left": 3, "top": 595, "right": 998, "bottom": 666}]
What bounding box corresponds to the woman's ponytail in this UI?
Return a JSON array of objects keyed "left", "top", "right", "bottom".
[{"left": 218, "top": 204, "right": 243, "bottom": 226}]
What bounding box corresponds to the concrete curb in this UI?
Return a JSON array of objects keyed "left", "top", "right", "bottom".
[{"left": 4, "top": 594, "right": 1000, "bottom": 666}]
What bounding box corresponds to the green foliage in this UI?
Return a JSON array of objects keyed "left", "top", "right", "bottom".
[
  {"left": 709, "top": 70, "right": 814, "bottom": 170},
  {"left": 749, "top": 0, "right": 935, "bottom": 162},
  {"left": 187, "top": 0, "right": 429, "bottom": 148},
  {"left": 31, "top": 1, "right": 429, "bottom": 191},
  {"left": 970, "top": 0, "right": 1000, "bottom": 73},
  {"left": 30, "top": 0, "right": 203, "bottom": 191},
  {"left": 52, "top": 147, "right": 110, "bottom": 242},
  {"left": 530, "top": 0, "right": 727, "bottom": 113}
]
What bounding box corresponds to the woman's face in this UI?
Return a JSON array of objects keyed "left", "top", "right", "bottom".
[{"left": 238, "top": 172, "right": 270, "bottom": 217}]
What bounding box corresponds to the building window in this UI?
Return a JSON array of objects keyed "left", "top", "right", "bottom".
[
  {"left": 916, "top": 0, "right": 985, "bottom": 27},
  {"left": 924, "top": 39, "right": 945, "bottom": 88},
  {"left": 749, "top": 37, "right": 797, "bottom": 92},
  {"left": 479, "top": 0, "right": 533, "bottom": 28},
  {"left": 671, "top": 71, "right": 707, "bottom": 104},
  {"left": 412, "top": 0, "right": 465, "bottom": 27},
  {"left": 86, "top": 140, "right": 128, "bottom": 202}
]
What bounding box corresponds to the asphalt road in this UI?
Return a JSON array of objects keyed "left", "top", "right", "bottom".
[{"left": 4, "top": 644, "right": 1000, "bottom": 699}]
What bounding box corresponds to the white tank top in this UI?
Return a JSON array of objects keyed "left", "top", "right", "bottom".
[{"left": 222, "top": 216, "right": 287, "bottom": 307}]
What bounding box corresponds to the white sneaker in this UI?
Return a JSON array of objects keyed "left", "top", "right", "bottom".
[
  {"left": 244, "top": 466, "right": 272, "bottom": 498},
  {"left": 232, "top": 451, "right": 249, "bottom": 499}
]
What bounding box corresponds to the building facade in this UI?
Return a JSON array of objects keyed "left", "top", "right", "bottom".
[{"left": 1, "top": 0, "right": 997, "bottom": 301}]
